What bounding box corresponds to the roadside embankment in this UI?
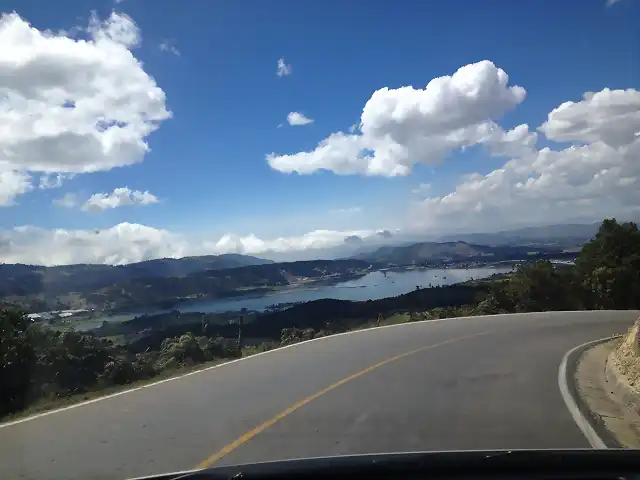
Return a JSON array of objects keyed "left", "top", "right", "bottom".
[
  {"left": 571, "top": 318, "right": 640, "bottom": 448},
  {"left": 606, "top": 318, "right": 640, "bottom": 414}
]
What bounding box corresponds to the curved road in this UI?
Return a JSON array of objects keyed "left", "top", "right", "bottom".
[{"left": 1, "top": 310, "right": 638, "bottom": 480}]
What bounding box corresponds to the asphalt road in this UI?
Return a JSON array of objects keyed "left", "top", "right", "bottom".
[{"left": 1, "top": 310, "right": 638, "bottom": 480}]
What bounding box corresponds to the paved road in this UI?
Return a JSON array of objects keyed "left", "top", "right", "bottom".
[{"left": 1, "top": 311, "right": 638, "bottom": 480}]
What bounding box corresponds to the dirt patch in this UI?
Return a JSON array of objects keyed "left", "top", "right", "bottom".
[{"left": 610, "top": 318, "right": 640, "bottom": 391}]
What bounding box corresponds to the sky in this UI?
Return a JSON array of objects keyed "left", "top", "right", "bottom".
[{"left": 0, "top": 0, "right": 639, "bottom": 265}]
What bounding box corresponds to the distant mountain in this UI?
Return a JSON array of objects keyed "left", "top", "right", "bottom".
[
  {"left": 0, "top": 254, "right": 273, "bottom": 299},
  {"left": 353, "top": 241, "right": 563, "bottom": 265},
  {"left": 0, "top": 257, "right": 370, "bottom": 312},
  {"left": 436, "top": 223, "right": 601, "bottom": 247}
]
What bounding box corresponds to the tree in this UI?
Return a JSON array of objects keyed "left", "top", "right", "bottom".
[
  {"left": 0, "top": 309, "right": 35, "bottom": 415},
  {"left": 576, "top": 219, "right": 640, "bottom": 309},
  {"left": 489, "top": 261, "right": 580, "bottom": 312}
]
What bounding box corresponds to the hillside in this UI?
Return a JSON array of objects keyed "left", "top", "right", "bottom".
[
  {"left": 0, "top": 258, "right": 369, "bottom": 312},
  {"left": 0, "top": 254, "right": 273, "bottom": 302},
  {"left": 354, "top": 241, "right": 564, "bottom": 265},
  {"left": 437, "top": 223, "right": 601, "bottom": 247}
]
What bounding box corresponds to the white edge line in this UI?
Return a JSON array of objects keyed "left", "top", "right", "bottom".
[
  {"left": 558, "top": 337, "right": 613, "bottom": 449},
  {"left": 0, "top": 310, "right": 626, "bottom": 428}
]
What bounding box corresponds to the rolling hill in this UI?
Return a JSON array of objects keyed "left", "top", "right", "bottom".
[
  {"left": 436, "top": 223, "right": 601, "bottom": 247},
  {"left": 353, "top": 241, "right": 564, "bottom": 265},
  {"left": 0, "top": 254, "right": 273, "bottom": 299},
  {"left": 0, "top": 257, "right": 368, "bottom": 312}
]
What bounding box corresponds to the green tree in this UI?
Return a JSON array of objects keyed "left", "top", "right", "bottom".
[
  {"left": 576, "top": 219, "right": 640, "bottom": 309},
  {"left": 490, "top": 261, "right": 580, "bottom": 312},
  {"left": 0, "top": 308, "right": 35, "bottom": 415}
]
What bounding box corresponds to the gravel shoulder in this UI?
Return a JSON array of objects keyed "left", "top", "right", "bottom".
[{"left": 574, "top": 333, "right": 640, "bottom": 448}]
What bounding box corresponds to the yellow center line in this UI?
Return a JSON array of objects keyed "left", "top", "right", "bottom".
[{"left": 196, "top": 330, "right": 492, "bottom": 469}]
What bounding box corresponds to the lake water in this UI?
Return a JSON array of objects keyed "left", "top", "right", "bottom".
[
  {"left": 73, "top": 267, "right": 511, "bottom": 331},
  {"left": 160, "top": 267, "right": 512, "bottom": 314}
]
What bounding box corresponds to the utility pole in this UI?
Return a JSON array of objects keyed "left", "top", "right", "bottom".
[{"left": 237, "top": 308, "right": 246, "bottom": 355}]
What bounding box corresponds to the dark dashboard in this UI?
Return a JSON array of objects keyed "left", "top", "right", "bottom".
[{"left": 132, "top": 449, "right": 640, "bottom": 480}]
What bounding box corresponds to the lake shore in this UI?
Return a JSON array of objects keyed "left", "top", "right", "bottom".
[{"left": 78, "top": 266, "right": 512, "bottom": 331}]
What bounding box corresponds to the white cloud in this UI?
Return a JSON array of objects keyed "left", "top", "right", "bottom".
[
  {"left": 0, "top": 165, "right": 32, "bottom": 206},
  {"left": 206, "top": 228, "right": 375, "bottom": 256},
  {"left": 87, "top": 11, "right": 140, "bottom": 47},
  {"left": 267, "top": 61, "right": 526, "bottom": 177},
  {"left": 0, "top": 223, "right": 379, "bottom": 265},
  {"left": 0, "top": 10, "right": 170, "bottom": 207},
  {"left": 478, "top": 123, "right": 538, "bottom": 158},
  {"left": 39, "top": 173, "right": 72, "bottom": 189},
  {"left": 81, "top": 187, "right": 159, "bottom": 212},
  {"left": 538, "top": 88, "right": 640, "bottom": 148},
  {"left": 276, "top": 57, "right": 292, "bottom": 77},
  {"left": 411, "top": 87, "right": 640, "bottom": 232},
  {"left": 0, "top": 223, "right": 187, "bottom": 266},
  {"left": 159, "top": 40, "right": 180, "bottom": 56},
  {"left": 287, "top": 112, "right": 314, "bottom": 126},
  {"left": 53, "top": 192, "right": 78, "bottom": 208}
]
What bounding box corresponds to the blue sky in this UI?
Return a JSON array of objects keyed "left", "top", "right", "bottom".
[{"left": 0, "top": 0, "right": 639, "bottom": 264}]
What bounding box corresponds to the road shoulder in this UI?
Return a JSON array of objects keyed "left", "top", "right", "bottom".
[{"left": 571, "top": 338, "right": 640, "bottom": 448}]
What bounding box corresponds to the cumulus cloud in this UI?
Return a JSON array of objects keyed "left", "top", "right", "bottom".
[
  {"left": 0, "top": 223, "right": 187, "bottom": 266},
  {"left": 0, "top": 11, "right": 170, "bottom": 204},
  {"left": 276, "top": 57, "right": 292, "bottom": 77},
  {"left": 479, "top": 123, "right": 538, "bottom": 158},
  {"left": 0, "top": 218, "right": 406, "bottom": 265},
  {"left": 267, "top": 61, "right": 526, "bottom": 176},
  {"left": 206, "top": 228, "right": 376, "bottom": 256},
  {"left": 538, "top": 88, "right": 640, "bottom": 148},
  {"left": 0, "top": 224, "right": 380, "bottom": 265},
  {"left": 81, "top": 187, "right": 159, "bottom": 212},
  {"left": 412, "top": 87, "right": 640, "bottom": 231},
  {"left": 287, "top": 112, "right": 314, "bottom": 126},
  {"left": 38, "top": 174, "right": 72, "bottom": 190},
  {"left": 0, "top": 165, "right": 32, "bottom": 206}
]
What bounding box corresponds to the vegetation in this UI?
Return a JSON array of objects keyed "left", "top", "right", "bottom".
[
  {"left": 353, "top": 240, "right": 573, "bottom": 265},
  {"left": 0, "top": 309, "right": 242, "bottom": 418},
  {"left": 0, "top": 258, "right": 368, "bottom": 312},
  {"left": 1, "top": 218, "right": 638, "bottom": 419},
  {"left": 0, "top": 254, "right": 272, "bottom": 296},
  {"left": 437, "top": 222, "right": 600, "bottom": 248}
]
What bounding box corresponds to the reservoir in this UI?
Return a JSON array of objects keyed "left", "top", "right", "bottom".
[
  {"left": 73, "top": 267, "right": 512, "bottom": 331},
  {"left": 161, "top": 266, "right": 512, "bottom": 314}
]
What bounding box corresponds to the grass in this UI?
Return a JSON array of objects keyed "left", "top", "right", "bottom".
[
  {"left": 355, "top": 312, "right": 411, "bottom": 330},
  {"left": 0, "top": 348, "right": 267, "bottom": 424}
]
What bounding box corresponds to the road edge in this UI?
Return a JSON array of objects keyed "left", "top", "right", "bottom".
[
  {"left": 558, "top": 336, "right": 623, "bottom": 449},
  {"left": 1, "top": 310, "right": 631, "bottom": 428}
]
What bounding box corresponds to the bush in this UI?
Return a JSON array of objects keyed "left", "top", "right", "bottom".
[{"left": 0, "top": 311, "right": 244, "bottom": 417}]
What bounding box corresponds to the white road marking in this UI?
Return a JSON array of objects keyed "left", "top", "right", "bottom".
[
  {"left": 0, "top": 310, "right": 628, "bottom": 428},
  {"left": 557, "top": 337, "right": 612, "bottom": 449}
]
